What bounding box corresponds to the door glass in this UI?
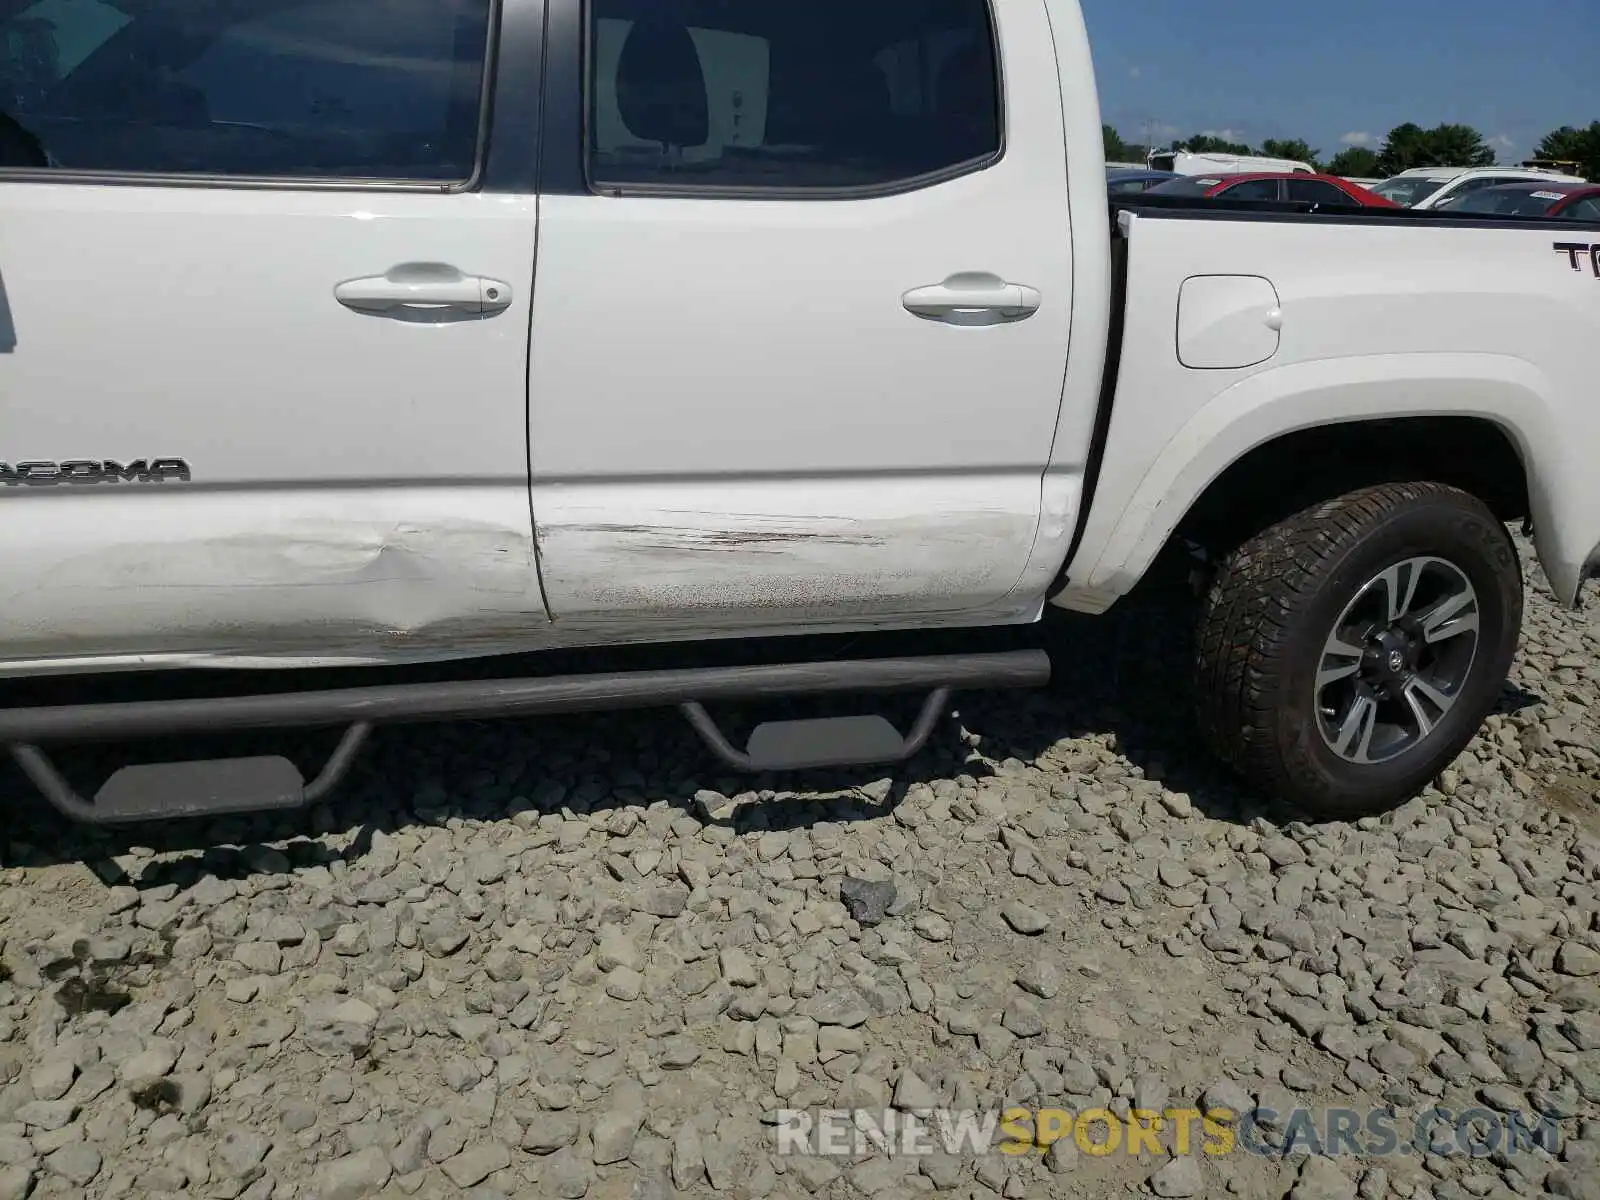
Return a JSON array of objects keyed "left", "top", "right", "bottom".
[
  {"left": 1287, "top": 179, "right": 1351, "bottom": 205},
  {"left": 1221, "top": 178, "right": 1281, "bottom": 201},
  {"left": 1560, "top": 197, "right": 1600, "bottom": 221},
  {"left": 587, "top": 0, "right": 1001, "bottom": 191},
  {"left": 0, "top": 0, "right": 493, "bottom": 180}
]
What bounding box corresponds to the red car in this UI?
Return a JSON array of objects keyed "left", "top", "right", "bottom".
[{"left": 1146, "top": 172, "right": 1401, "bottom": 208}]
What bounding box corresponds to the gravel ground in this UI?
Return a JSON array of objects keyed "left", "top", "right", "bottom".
[{"left": 0, "top": 532, "right": 1596, "bottom": 1200}]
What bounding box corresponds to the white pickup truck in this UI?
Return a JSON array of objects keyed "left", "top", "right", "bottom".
[{"left": 1, "top": 0, "right": 1597, "bottom": 826}]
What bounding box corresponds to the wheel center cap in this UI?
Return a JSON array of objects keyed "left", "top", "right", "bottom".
[{"left": 1367, "top": 629, "right": 1415, "bottom": 683}]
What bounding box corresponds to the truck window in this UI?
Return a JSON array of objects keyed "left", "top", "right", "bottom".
[
  {"left": 586, "top": 0, "right": 1001, "bottom": 192},
  {"left": 0, "top": 0, "right": 492, "bottom": 182}
]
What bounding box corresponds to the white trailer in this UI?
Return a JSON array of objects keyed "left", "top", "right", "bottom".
[{"left": 1150, "top": 149, "right": 1317, "bottom": 176}]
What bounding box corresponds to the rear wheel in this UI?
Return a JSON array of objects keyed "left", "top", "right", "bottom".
[{"left": 1194, "top": 481, "right": 1523, "bottom": 817}]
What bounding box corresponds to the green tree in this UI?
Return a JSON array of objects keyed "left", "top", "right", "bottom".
[
  {"left": 1375, "top": 123, "right": 1494, "bottom": 174},
  {"left": 1103, "top": 124, "right": 1132, "bottom": 162},
  {"left": 1534, "top": 123, "right": 1600, "bottom": 180},
  {"left": 1260, "top": 138, "right": 1321, "bottom": 169},
  {"left": 1325, "top": 147, "right": 1381, "bottom": 177},
  {"left": 1175, "top": 133, "right": 1256, "bottom": 156}
]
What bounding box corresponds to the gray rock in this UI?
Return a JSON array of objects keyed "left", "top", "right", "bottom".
[
  {"left": 545, "top": 1147, "right": 593, "bottom": 1198},
  {"left": 671, "top": 1121, "right": 704, "bottom": 1189},
  {"left": 1158, "top": 859, "right": 1196, "bottom": 889},
  {"left": 441, "top": 1143, "right": 511, "bottom": 1188},
  {"left": 1291, "top": 1156, "right": 1357, "bottom": 1200},
  {"left": 1557, "top": 942, "right": 1600, "bottom": 978},
  {"left": 317, "top": 1147, "right": 394, "bottom": 1200},
  {"left": 913, "top": 913, "right": 953, "bottom": 943},
  {"left": 14, "top": 1102, "right": 77, "bottom": 1131},
  {"left": 592, "top": 1081, "right": 646, "bottom": 1164},
  {"left": 1202, "top": 1080, "right": 1254, "bottom": 1119},
  {"left": 0, "top": 1166, "right": 31, "bottom": 1200},
  {"left": 1003, "top": 996, "right": 1045, "bottom": 1038},
  {"left": 1149, "top": 1155, "right": 1203, "bottom": 1198},
  {"left": 217, "top": 1128, "right": 272, "bottom": 1176},
  {"left": 893, "top": 1069, "right": 940, "bottom": 1112},
  {"left": 522, "top": 1112, "right": 580, "bottom": 1154},
  {"left": 233, "top": 941, "right": 283, "bottom": 975},
  {"left": 840, "top": 877, "right": 896, "bottom": 926},
  {"left": 27, "top": 1058, "right": 75, "bottom": 1103},
  {"left": 120, "top": 1040, "right": 180, "bottom": 1088},
  {"left": 1547, "top": 1167, "right": 1600, "bottom": 1200},
  {"left": 422, "top": 914, "right": 470, "bottom": 958},
  {"left": 1016, "top": 960, "right": 1062, "bottom": 1000},
  {"left": 720, "top": 947, "right": 760, "bottom": 987},
  {"left": 304, "top": 997, "right": 379, "bottom": 1056},
  {"left": 43, "top": 1143, "right": 100, "bottom": 1187},
  {"left": 605, "top": 966, "right": 644, "bottom": 1002},
  {"left": 1261, "top": 836, "right": 1308, "bottom": 867},
  {"left": 1000, "top": 901, "right": 1050, "bottom": 935}
]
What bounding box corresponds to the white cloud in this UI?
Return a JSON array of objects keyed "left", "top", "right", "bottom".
[
  {"left": 1491, "top": 134, "right": 1516, "bottom": 151},
  {"left": 1128, "top": 65, "right": 1142, "bottom": 79},
  {"left": 1202, "top": 128, "right": 1247, "bottom": 143},
  {"left": 1339, "top": 131, "right": 1377, "bottom": 148}
]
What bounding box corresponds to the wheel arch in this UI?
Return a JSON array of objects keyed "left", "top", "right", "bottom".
[{"left": 1062, "top": 354, "right": 1563, "bottom": 605}]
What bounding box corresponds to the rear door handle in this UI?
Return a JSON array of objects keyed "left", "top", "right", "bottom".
[
  {"left": 902, "top": 272, "right": 1041, "bottom": 326},
  {"left": 334, "top": 264, "right": 512, "bottom": 315}
]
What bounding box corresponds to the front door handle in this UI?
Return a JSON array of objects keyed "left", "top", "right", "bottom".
[
  {"left": 902, "top": 272, "right": 1041, "bottom": 326},
  {"left": 334, "top": 263, "right": 513, "bottom": 315}
]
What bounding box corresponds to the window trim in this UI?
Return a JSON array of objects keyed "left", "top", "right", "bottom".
[
  {"left": 567, "top": 0, "right": 1009, "bottom": 202},
  {"left": 0, "top": 0, "right": 514, "bottom": 192}
]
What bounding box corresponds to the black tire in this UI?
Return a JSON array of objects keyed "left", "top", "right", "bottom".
[{"left": 1194, "top": 481, "right": 1523, "bottom": 818}]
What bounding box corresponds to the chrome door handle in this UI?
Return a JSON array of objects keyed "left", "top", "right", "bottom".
[
  {"left": 334, "top": 264, "right": 513, "bottom": 315},
  {"left": 902, "top": 272, "right": 1041, "bottom": 326}
]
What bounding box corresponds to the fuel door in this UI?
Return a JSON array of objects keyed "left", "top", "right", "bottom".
[{"left": 1177, "top": 275, "right": 1283, "bottom": 370}]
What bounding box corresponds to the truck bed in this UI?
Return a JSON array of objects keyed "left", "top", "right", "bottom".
[{"left": 1054, "top": 193, "right": 1600, "bottom": 615}]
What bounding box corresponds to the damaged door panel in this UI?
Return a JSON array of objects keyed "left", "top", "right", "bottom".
[
  {"left": 0, "top": 185, "right": 544, "bottom": 673},
  {"left": 532, "top": 476, "right": 1046, "bottom": 635},
  {"left": 524, "top": 0, "right": 1076, "bottom": 636},
  {"left": 0, "top": 488, "right": 546, "bottom": 675}
]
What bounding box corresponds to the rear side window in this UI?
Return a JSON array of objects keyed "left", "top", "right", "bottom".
[
  {"left": 1145, "top": 177, "right": 1216, "bottom": 196},
  {"left": 1219, "top": 178, "right": 1281, "bottom": 202},
  {"left": 1286, "top": 179, "right": 1352, "bottom": 206},
  {"left": 586, "top": 0, "right": 1001, "bottom": 193},
  {"left": 0, "top": 0, "right": 493, "bottom": 182},
  {"left": 1449, "top": 188, "right": 1567, "bottom": 217},
  {"left": 1561, "top": 197, "right": 1600, "bottom": 222}
]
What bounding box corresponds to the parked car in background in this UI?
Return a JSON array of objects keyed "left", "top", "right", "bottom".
[
  {"left": 1434, "top": 181, "right": 1600, "bottom": 221},
  {"left": 1148, "top": 150, "right": 1317, "bottom": 176},
  {"left": 1371, "top": 166, "right": 1588, "bottom": 210},
  {"left": 1146, "top": 172, "right": 1399, "bottom": 207},
  {"left": 1107, "top": 167, "right": 1179, "bottom": 195}
]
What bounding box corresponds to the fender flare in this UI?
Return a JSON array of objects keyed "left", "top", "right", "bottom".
[{"left": 1073, "top": 351, "right": 1561, "bottom": 598}]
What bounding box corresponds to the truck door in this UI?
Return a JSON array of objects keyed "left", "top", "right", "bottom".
[
  {"left": 0, "top": 0, "right": 545, "bottom": 672},
  {"left": 526, "top": 0, "right": 1076, "bottom": 638}
]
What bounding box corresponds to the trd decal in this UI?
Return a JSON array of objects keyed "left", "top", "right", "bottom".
[
  {"left": 1554, "top": 242, "right": 1600, "bottom": 278},
  {"left": 0, "top": 458, "right": 192, "bottom": 486}
]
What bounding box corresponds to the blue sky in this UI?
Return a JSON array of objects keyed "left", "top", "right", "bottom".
[{"left": 1080, "top": 0, "right": 1594, "bottom": 163}]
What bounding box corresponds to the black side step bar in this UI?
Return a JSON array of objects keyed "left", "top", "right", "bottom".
[{"left": 1, "top": 651, "right": 1049, "bottom": 824}]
